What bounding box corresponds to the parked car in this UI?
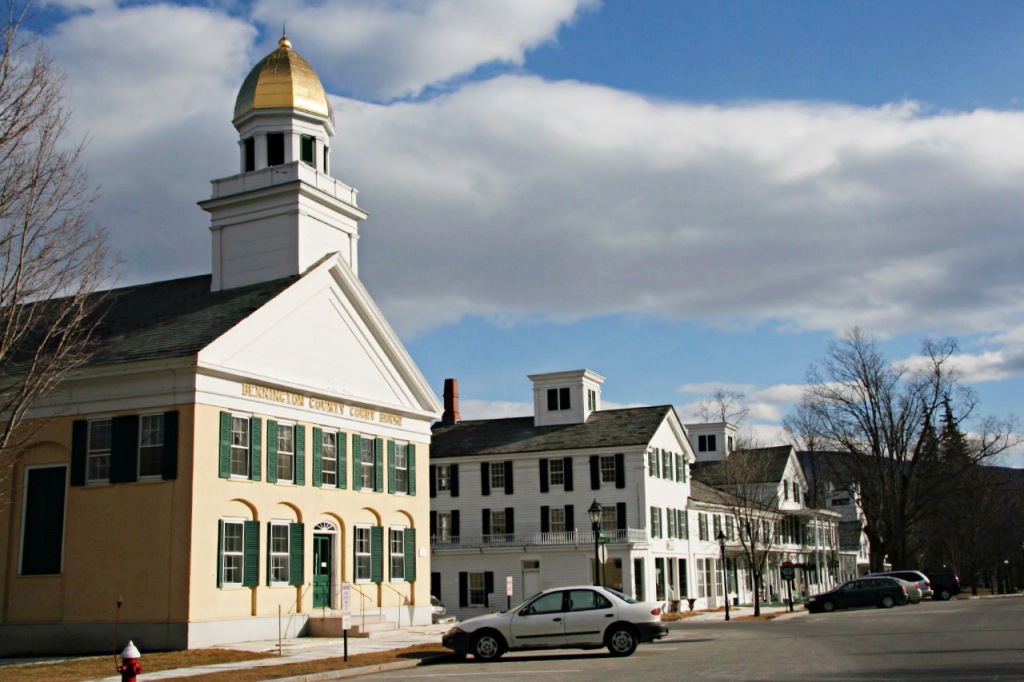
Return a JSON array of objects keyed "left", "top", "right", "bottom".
[
  {"left": 431, "top": 595, "right": 456, "bottom": 624},
  {"left": 892, "top": 578, "right": 922, "bottom": 604},
  {"left": 926, "top": 572, "right": 961, "bottom": 601},
  {"left": 805, "top": 577, "right": 907, "bottom": 613},
  {"left": 441, "top": 585, "right": 668, "bottom": 661},
  {"left": 867, "top": 570, "right": 934, "bottom": 600}
]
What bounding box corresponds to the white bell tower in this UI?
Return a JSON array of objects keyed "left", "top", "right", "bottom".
[{"left": 200, "top": 36, "right": 367, "bottom": 292}]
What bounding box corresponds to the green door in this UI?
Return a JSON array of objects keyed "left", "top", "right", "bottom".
[{"left": 313, "top": 534, "right": 332, "bottom": 608}]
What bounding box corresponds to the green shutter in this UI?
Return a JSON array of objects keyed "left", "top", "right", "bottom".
[
  {"left": 295, "top": 426, "right": 305, "bottom": 486},
  {"left": 404, "top": 528, "right": 416, "bottom": 581},
  {"left": 243, "top": 520, "right": 259, "bottom": 587},
  {"left": 250, "top": 418, "right": 262, "bottom": 481},
  {"left": 266, "top": 421, "right": 278, "bottom": 483},
  {"left": 289, "top": 523, "right": 304, "bottom": 586},
  {"left": 374, "top": 438, "right": 384, "bottom": 493},
  {"left": 266, "top": 523, "right": 272, "bottom": 586},
  {"left": 218, "top": 412, "right": 231, "bottom": 479},
  {"left": 71, "top": 420, "right": 88, "bottom": 486},
  {"left": 352, "top": 434, "right": 361, "bottom": 489},
  {"left": 370, "top": 526, "right": 384, "bottom": 582},
  {"left": 162, "top": 411, "right": 179, "bottom": 480},
  {"left": 387, "top": 440, "right": 396, "bottom": 493},
  {"left": 338, "top": 432, "right": 347, "bottom": 489},
  {"left": 408, "top": 444, "right": 416, "bottom": 496},
  {"left": 217, "top": 520, "right": 224, "bottom": 587},
  {"left": 312, "top": 428, "right": 323, "bottom": 487}
]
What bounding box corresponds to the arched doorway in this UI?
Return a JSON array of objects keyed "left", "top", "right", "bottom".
[{"left": 313, "top": 521, "right": 338, "bottom": 608}]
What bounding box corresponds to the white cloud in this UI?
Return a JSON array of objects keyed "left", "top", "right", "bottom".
[
  {"left": 249, "top": 0, "right": 599, "bottom": 100},
  {"left": 36, "top": 2, "right": 1024, "bottom": 393}
]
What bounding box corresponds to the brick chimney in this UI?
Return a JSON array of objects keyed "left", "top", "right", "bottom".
[{"left": 441, "top": 378, "right": 460, "bottom": 424}]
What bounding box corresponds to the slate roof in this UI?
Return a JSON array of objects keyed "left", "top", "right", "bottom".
[
  {"left": 692, "top": 445, "right": 795, "bottom": 485},
  {"left": 78, "top": 274, "right": 298, "bottom": 367},
  {"left": 430, "top": 405, "right": 675, "bottom": 458}
]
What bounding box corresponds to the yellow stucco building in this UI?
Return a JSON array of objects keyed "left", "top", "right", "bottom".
[{"left": 0, "top": 37, "right": 441, "bottom": 655}]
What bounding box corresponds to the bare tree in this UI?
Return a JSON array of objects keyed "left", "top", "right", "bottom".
[
  {"left": 795, "top": 328, "right": 1019, "bottom": 571},
  {"left": 0, "top": 2, "right": 110, "bottom": 508},
  {"left": 695, "top": 388, "right": 749, "bottom": 425},
  {"left": 697, "top": 446, "right": 786, "bottom": 617}
]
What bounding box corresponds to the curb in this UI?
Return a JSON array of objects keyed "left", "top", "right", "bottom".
[{"left": 264, "top": 653, "right": 457, "bottom": 682}]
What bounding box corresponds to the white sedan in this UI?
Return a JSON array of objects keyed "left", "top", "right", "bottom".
[{"left": 442, "top": 585, "right": 668, "bottom": 661}]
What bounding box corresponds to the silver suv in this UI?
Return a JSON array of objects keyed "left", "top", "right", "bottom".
[{"left": 867, "top": 570, "right": 934, "bottom": 600}]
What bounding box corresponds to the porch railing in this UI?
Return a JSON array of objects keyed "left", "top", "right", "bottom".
[{"left": 431, "top": 528, "right": 648, "bottom": 550}]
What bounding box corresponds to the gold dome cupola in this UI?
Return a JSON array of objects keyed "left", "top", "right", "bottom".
[{"left": 234, "top": 35, "right": 334, "bottom": 123}]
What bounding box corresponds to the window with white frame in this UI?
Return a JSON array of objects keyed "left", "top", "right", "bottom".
[
  {"left": 601, "top": 505, "right": 617, "bottom": 533},
  {"left": 437, "top": 511, "right": 452, "bottom": 540},
  {"left": 394, "top": 442, "right": 409, "bottom": 494},
  {"left": 469, "top": 572, "right": 487, "bottom": 606},
  {"left": 697, "top": 558, "right": 709, "bottom": 598},
  {"left": 231, "top": 416, "right": 250, "bottom": 477},
  {"left": 698, "top": 512, "right": 709, "bottom": 541},
  {"left": 355, "top": 526, "right": 371, "bottom": 581},
  {"left": 436, "top": 464, "right": 450, "bottom": 492},
  {"left": 138, "top": 414, "right": 164, "bottom": 478},
  {"left": 651, "top": 506, "right": 662, "bottom": 538},
  {"left": 87, "top": 419, "right": 112, "bottom": 482},
  {"left": 662, "top": 450, "right": 672, "bottom": 479},
  {"left": 600, "top": 455, "right": 616, "bottom": 483},
  {"left": 489, "top": 462, "right": 505, "bottom": 491},
  {"left": 549, "top": 458, "right": 564, "bottom": 486},
  {"left": 269, "top": 522, "right": 290, "bottom": 583},
  {"left": 277, "top": 424, "right": 294, "bottom": 483},
  {"left": 647, "top": 449, "right": 658, "bottom": 477},
  {"left": 321, "top": 431, "right": 337, "bottom": 487},
  {"left": 698, "top": 434, "right": 717, "bottom": 452},
  {"left": 587, "top": 389, "right": 597, "bottom": 411},
  {"left": 222, "top": 521, "right": 244, "bottom": 585},
  {"left": 490, "top": 509, "right": 507, "bottom": 535},
  {"left": 360, "top": 436, "right": 375, "bottom": 489},
  {"left": 550, "top": 507, "right": 566, "bottom": 533},
  {"left": 390, "top": 528, "right": 405, "bottom": 580}
]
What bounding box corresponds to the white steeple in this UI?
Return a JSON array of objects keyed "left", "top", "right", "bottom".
[{"left": 200, "top": 36, "right": 367, "bottom": 292}]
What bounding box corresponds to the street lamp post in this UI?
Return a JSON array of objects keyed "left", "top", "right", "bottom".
[
  {"left": 588, "top": 500, "right": 603, "bottom": 587},
  {"left": 716, "top": 529, "right": 730, "bottom": 621}
]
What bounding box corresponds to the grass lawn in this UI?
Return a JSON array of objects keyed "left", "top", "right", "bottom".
[{"left": 0, "top": 643, "right": 450, "bottom": 682}]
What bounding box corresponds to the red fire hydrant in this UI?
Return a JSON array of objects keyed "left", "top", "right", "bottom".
[{"left": 117, "top": 640, "right": 142, "bottom": 682}]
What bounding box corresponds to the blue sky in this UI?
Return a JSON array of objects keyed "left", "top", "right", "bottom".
[{"left": 30, "top": 0, "right": 1024, "bottom": 464}]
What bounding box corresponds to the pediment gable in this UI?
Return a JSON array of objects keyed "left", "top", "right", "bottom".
[{"left": 198, "top": 255, "right": 440, "bottom": 419}]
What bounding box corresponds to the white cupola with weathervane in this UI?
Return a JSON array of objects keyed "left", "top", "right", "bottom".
[{"left": 200, "top": 35, "right": 367, "bottom": 291}]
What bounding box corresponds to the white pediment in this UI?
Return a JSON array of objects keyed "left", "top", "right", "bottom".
[{"left": 197, "top": 254, "right": 440, "bottom": 419}]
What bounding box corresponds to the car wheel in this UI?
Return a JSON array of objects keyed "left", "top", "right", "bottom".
[
  {"left": 880, "top": 595, "right": 895, "bottom": 609},
  {"left": 822, "top": 600, "right": 836, "bottom": 613},
  {"left": 606, "top": 625, "right": 639, "bottom": 657},
  {"left": 938, "top": 589, "right": 952, "bottom": 601},
  {"left": 471, "top": 631, "right": 505, "bottom": 662}
]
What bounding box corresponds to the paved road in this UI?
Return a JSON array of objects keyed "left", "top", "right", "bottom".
[{"left": 372, "top": 597, "right": 1024, "bottom": 681}]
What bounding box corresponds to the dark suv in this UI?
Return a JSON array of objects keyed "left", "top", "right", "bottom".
[{"left": 926, "top": 572, "right": 961, "bottom": 600}]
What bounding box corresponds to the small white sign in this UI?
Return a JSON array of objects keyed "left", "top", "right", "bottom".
[
  {"left": 506, "top": 575, "right": 514, "bottom": 597},
  {"left": 340, "top": 582, "right": 351, "bottom": 630}
]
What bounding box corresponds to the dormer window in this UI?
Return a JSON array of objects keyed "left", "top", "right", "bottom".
[
  {"left": 698, "top": 434, "right": 717, "bottom": 452},
  {"left": 547, "top": 387, "right": 570, "bottom": 411},
  {"left": 587, "top": 389, "right": 596, "bottom": 411},
  {"left": 266, "top": 133, "right": 285, "bottom": 166}
]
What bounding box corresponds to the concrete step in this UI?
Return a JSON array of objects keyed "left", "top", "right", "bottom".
[{"left": 306, "top": 615, "right": 398, "bottom": 638}]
